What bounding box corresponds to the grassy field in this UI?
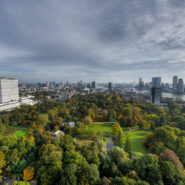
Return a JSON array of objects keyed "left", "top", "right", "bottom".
[
  {"left": 123, "top": 130, "right": 149, "bottom": 153},
  {"left": 38, "top": 113, "right": 49, "bottom": 125},
  {"left": 88, "top": 122, "right": 150, "bottom": 153},
  {"left": 88, "top": 122, "right": 116, "bottom": 136},
  {"left": 13, "top": 127, "right": 30, "bottom": 137},
  {"left": 11, "top": 113, "right": 48, "bottom": 138},
  {"left": 88, "top": 122, "right": 129, "bottom": 135}
]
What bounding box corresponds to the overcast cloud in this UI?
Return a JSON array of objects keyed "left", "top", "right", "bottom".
[{"left": 1, "top": 0, "right": 185, "bottom": 83}]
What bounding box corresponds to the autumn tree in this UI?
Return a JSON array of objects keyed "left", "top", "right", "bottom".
[
  {"left": 159, "top": 149, "right": 183, "bottom": 169},
  {"left": 37, "top": 144, "right": 62, "bottom": 185},
  {"left": 0, "top": 151, "right": 5, "bottom": 182},
  {"left": 112, "top": 123, "right": 124, "bottom": 147},
  {"left": 23, "top": 166, "right": 35, "bottom": 181},
  {"left": 124, "top": 136, "right": 132, "bottom": 156}
]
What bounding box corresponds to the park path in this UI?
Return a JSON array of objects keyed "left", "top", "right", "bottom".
[{"left": 106, "top": 137, "right": 115, "bottom": 150}]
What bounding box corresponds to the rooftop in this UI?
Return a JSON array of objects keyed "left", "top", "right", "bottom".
[{"left": 0, "top": 77, "right": 17, "bottom": 80}]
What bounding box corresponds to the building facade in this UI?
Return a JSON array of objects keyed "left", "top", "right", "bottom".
[
  {"left": 0, "top": 77, "right": 37, "bottom": 112},
  {"left": 151, "top": 87, "right": 162, "bottom": 105},
  {"left": 108, "top": 82, "right": 112, "bottom": 91},
  {"left": 177, "top": 78, "right": 184, "bottom": 94},
  {"left": 151, "top": 77, "right": 162, "bottom": 105},
  {"left": 0, "top": 78, "right": 19, "bottom": 104},
  {"left": 92, "top": 81, "right": 96, "bottom": 89},
  {"left": 152, "top": 77, "right": 161, "bottom": 88},
  {"left": 173, "top": 76, "right": 178, "bottom": 90}
]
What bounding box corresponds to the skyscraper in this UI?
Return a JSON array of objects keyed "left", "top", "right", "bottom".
[
  {"left": 151, "top": 87, "right": 162, "bottom": 105},
  {"left": 108, "top": 82, "right": 112, "bottom": 91},
  {"left": 177, "top": 78, "right": 184, "bottom": 94},
  {"left": 0, "top": 78, "right": 19, "bottom": 104},
  {"left": 152, "top": 77, "right": 161, "bottom": 88},
  {"left": 92, "top": 81, "right": 96, "bottom": 89},
  {"left": 139, "top": 77, "right": 144, "bottom": 88},
  {"left": 173, "top": 76, "right": 178, "bottom": 90},
  {"left": 151, "top": 77, "right": 162, "bottom": 105}
]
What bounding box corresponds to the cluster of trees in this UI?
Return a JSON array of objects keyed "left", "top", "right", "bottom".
[
  {"left": 0, "top": 94, "right": 185, "bottom": 184},
  {"left": 0, "top": 135, "right": 35, "bottom": 180},
  {"left": 145, "top": 125, "right": 185, "bottom": 166},
  {"left": 1, "top": 94, "right": 185, "bottom": 133},
  {"left": 0, "top": 105, "right": 38, "bottom": 130},
  {"left": 0, "top": 122, "right": 185, "bottom": 185},
  {"left": 2, "top": 132, "right": 185, "bottom": 185}
]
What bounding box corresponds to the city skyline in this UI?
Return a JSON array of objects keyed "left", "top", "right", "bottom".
[{"left": 1, "top": 0, "right": 185, "bottom": 82}]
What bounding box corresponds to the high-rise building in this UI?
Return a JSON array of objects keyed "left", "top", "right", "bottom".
[
  {"left": 151, "top": 77, "right": 162, "bottom": 105},
  {"left": 87, "top": 83, "right": 91, "bottom": 88},
  {"left": 78, "top": 80, "right": 83, "bottom": 88},
  {"left": 0, "top": 77, "right": 37, "bottom": 112},
  {"left": 173, "top": 76, "right": 178, "bottom": 89},
  {"left": 0, "top": 78, "right": 19, "bottom": 104},
  {"left": 177, "top": 78, "right": 184, "bottom": 94},
  {"left": 108, "top": 82, "right": 112, "bottom": 91},
  {"left": 92, "top": 81, "right": 96, "bottom": 89},
  {"left": 152, "top": 77, "right": 161, "bottom": 88},
  {"left": 49, "top": 81, "right": 56, "bottom": 88},
  {"left": 46, "top": 81, "right": 49, "bottom": 89},
  {"left": 151, "top": 87, "right": 162, "bottom": 105},
  {"left": 139, "top": 77, "right": 144, "bottom": 88},
  {"left": 60, "top": 82, "right": 64, "bottom": 89}
]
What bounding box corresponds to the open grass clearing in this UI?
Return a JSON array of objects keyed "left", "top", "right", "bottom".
[
  {"left": 13, "top": 126, "right": 30, "bottom": 137},
  {"left": 88, "top": 122, "right": 150, "bottom": 153},
  {"left": 88, "top": 122, "right": 116, "bottom": 136},
  {"left": 123, "top": 130, "right": 150, "bottom": 153}
]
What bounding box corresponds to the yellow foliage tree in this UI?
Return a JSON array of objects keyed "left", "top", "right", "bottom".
[
  {"left": 29, "top": 136, "right": 35, "bottom": 143},
  {"left": 32, "top": 121, "right": 36, "bottom": 128},
  {"left": 23, "top": 166, "right": 35, "bottom": 181},
  {"left": 54, "top": 125, "right": 59, "bottom": 132}
]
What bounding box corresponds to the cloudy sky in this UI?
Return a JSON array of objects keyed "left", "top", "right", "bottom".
[{"left": 1, "top": 0, "right": 185, "bottom": 83}]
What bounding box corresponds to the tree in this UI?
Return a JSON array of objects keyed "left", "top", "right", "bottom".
[
  {"left": 133, "top": 154, "right": 162, "bottom": 185},
  {"left": 118, "top": 158, "right": 132, "bottom": 174},
  {"left": 54, "top": 125, "right": 59, "bottom": 132},
  {"left": 48, "top": 109, "right": 57, "bottom": 122},
  {"left": 78, "top": 163, "right": 99, "bottom": 185},
  {"left": 116, "top": 130, "right": 124, "bottom": 147},
  {"left": 32, "top": 121, "right": 36, "bottom": 128},
  {"left": 37, "top": 144, "right": 62, "bottom": 185},
  {"left": 0, "top": 151, "right": 5, "bottom": 171},
  {"left": 112, "top": 176, "right": 136, "bottom": 185},
  {"left": 56, "top": 117, "right": 63, "bottom": 124},
  {"left": 23, "top": 166, "right": 35, "bottom": 181},
  {"left": 112, "top": 123, "right": 124, "bottom": 146},
  {"left": 125, "top": 136, "right": 132, "bottom": 156},
  {"left": 82, "top": 116, "right": 93, "bottom": 125},
  {"left": 99, "top": 177, "right": 111, "bottom": 185},
  {"left": 64, "top": 151, "right": 85, "bottom": 165},
  {"left": 59, "top": 163, "right": 78, "bottom": 185},
  {"left": 109, "top": 147, "right": 128, "bottom": 164},
  {"left": 160, "top": 161, "right": 179, "bottom": 185},
  {"left": 159, "top": 149, "right": 183, "bottom": 169},
  {"left": 176, "top": 136, "right": 185, "bottom": 164},
  {"left": 0, "top": 151, "right": 5, "bottom": 182}
]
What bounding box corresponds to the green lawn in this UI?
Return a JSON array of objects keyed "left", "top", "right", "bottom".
[
  {"left": 88, "top": 122, "right": 150, "bottom": 153},
  {"left": 123, "top": 130, "right": 149, "bottom": 153},
  {"left": 13, "top": 127, "right": 30, "bottom": 137},
  {"left": 88, "top": 122, "right": 129, "bottom": 135},
  {"left": 88, "top": 122, "right": 116, "bottom": 136}
]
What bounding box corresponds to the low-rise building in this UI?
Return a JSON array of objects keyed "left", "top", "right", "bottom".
[
  {"left": 68, "top": 122, "right": 75, "bottom": 127},
  {"left": 51, "top": 130, "right": 65, "bottom": 138},
  {"left": 20, "top": 96, "right": 37, "bottom": 106}
]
